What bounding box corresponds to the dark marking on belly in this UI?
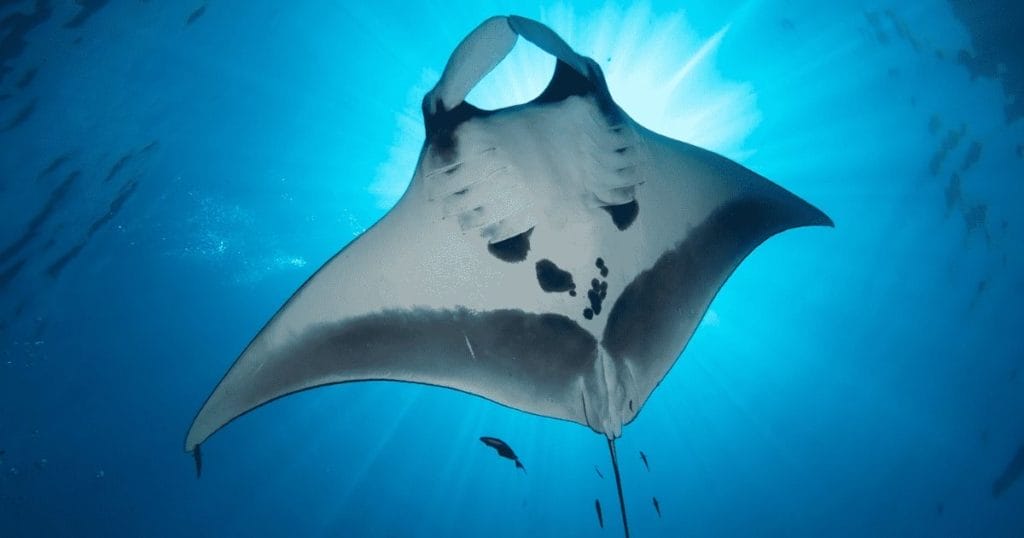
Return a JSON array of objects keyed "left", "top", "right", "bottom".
[
  {"left": 535, "top": 259, "right": 576, "bottom": 293},
  {"left": 602, "top": 195, "right": 831, "bottom": 363},
  {"left": 534, "top": 59, "right": 594, "bottom": 103},
  {"left": 422, "top": 100, "right": 491, "bottom": 164},
  {"left": 487, "top": 228, "right": 533, "bottom": 263},
  {"left": 602, "top": 200, "right": 639, "bottom": 231},
  {"left": 248, "top": 307, "right": 599, "bottom": 422},
  {"left": 531, "top": 58, "right": 621, "bottom": 121},
  {"left": 587, "top": 288, "right": 603, "bottom": 316},
  {"left": 580, "top": 259, "right": 610, "bottom": 319}
]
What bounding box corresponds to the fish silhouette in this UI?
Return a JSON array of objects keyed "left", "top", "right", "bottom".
[{"left": 479, "top": 436, "right": 525, "bottom": 472}]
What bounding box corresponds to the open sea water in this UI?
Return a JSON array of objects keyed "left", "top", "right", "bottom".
[{"left": 1, "top": 1, "right": 1022, "bottom": 536}]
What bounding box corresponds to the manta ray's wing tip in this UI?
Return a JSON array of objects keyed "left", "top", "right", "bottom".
[
  {"left": 808, "top": 204, "right": 835, "bottom": 229},
  {"left": 784, "top": 191, "right": 834, "bottom": 230}
]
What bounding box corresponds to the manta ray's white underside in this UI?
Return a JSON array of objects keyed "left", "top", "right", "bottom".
[{"left": 185, "top": 15, "right": 831, "bottom": 455}]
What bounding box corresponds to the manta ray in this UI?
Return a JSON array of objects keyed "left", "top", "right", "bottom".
[{"left": 186, "top": 15, "right": 831, "bottom": 537}]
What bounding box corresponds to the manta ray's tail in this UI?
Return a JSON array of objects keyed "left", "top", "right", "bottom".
[{"left": 607, "top": 438, "right": 630, "bottom": 538}]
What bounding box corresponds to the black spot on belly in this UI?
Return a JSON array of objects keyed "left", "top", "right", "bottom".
[
  {"left": 488, "top": 228, "right": 533, "bottom": 263},
  {"left": 583, "top": 308, "right": 594, "bottom": 320},
  {"left": 535, "top": 259, "right": 576, "bottom": 293},
  {"left": 587, "top": 289, "right": 603, "bottom": 316},
  {"left": 602, "top": 200, "right": 639, "bottom": 230}
]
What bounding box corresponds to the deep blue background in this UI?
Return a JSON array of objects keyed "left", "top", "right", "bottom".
[{"left": 1, "top": 1, "right": 1022, "bottom": 536}]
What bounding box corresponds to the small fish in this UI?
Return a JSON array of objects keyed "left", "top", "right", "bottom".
[
  {"left": 186, "top": 5, "right": 207, "bottom": 26},
  {"left": 960, "top": 141, "right": 982, "bottom": 172},
  {"left": 639, "top": 450, "right": 649, "bottom": 471},
  {"left": 139, "top": 139, "right": 160, "bottom": 153},
  {"left": 36, "top": 152, "right": 73, "bottom": 181},
  {"left": 480, "top": 436, "right": 525, "bottom": 473},
  {"left": 594, "top": 465, "right": 604, "bottom": 479},
  {"left": 104, "top": 151, "right": 134, "bottom": 183},
  {"left": 64, "top": 0, "right": 111, "bottom": 29},
  {"left": 992, "top": 443, "right": 1024, "bottom": 497},
  {"left": 3, "top": 98, "right": 37, "bottom": 131},
  {"left": 652, "top": 496, "right": 661, "bottom": 518},
  {"left": 16, "top": 67, "right": 38, "bottom": 89},
  {"left": 595, "top": 498, "right": 604, "bottom": 528}
]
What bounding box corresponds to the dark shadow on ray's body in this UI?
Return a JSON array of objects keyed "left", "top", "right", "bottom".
[
  {"left": 243, "top": 308, "right": 598, "bottom": 413},
  {"left": 602, "top": 195, "right": 832, "bottom": 363}
]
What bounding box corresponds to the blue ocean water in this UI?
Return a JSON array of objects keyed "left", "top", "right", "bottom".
[{"left": 1, "top": 0, "right": 1022, "bottom": 536}]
